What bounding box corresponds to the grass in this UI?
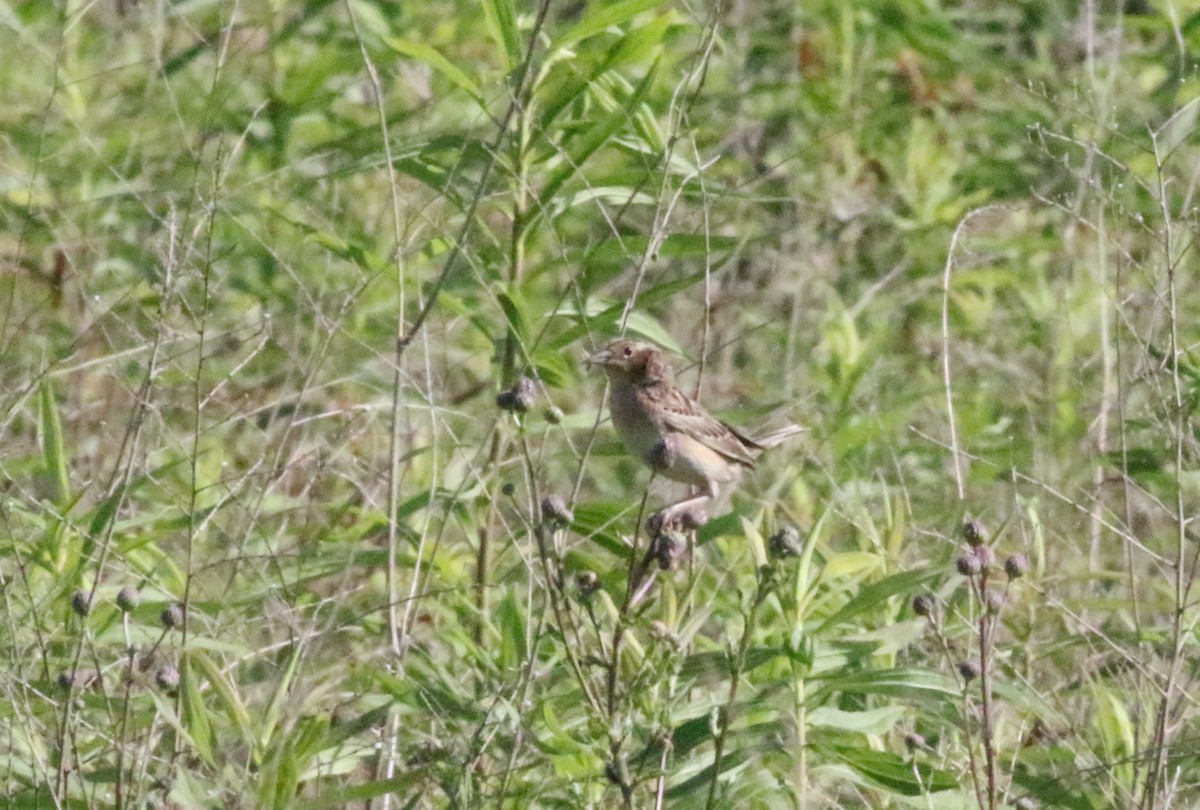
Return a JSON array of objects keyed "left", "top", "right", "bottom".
[{"left": 2, "top": 0, "right": 1200, "bottom": 807}]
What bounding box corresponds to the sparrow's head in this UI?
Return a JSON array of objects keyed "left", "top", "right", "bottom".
[{"left": 587, "top": 339, "right": 673, "bottom": 385}]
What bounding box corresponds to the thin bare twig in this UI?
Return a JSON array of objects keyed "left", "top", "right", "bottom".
[{"left": 940, "top": 205, "right": 1005, "bottom": 501}]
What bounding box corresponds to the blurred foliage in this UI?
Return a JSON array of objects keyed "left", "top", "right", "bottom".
[{"left": 3, "top": 0, "right": 1200, "bottom": 807}]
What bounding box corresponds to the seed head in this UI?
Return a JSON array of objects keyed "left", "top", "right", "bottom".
[
  {"left": 955, "top": 553, "right": 982, "bottom": 577},
  {"left": 768, "top": 526, "right": 803, "bottom": 559},
  {"left": 116, "top": 586, "right": 140, "bottom": 613},
  {"left": 160, "top": 603, "right": 184, "bottom": 630},
  {"left": 973, "top": 544, "right": 995, "bottom": 569},
  {"left": 912, "top": 594, "right": 935, "bottom": 617},
  {"left": 71, "top": 590, "right": 91, "bottom": 617},
  {"left": 541, "top": 494, "right": 574, "bottom": 526},
  {"left": 1005, "top": 553, "right": 1029, "bottom": 580},
  {"left": 156, "top": 665, "right": 180, "bottom": 692},
  {"left": 496, "top": 375, "right": 537, "bottom": 413},
  {"left": 652, "top": 531, "right": 686, "bottom": 571},
  {"left": 962, "top": 518, "right": 986, "bottom": 547},
  {"left": 575, "top": 571, "right": 600, "bottom": 597}
]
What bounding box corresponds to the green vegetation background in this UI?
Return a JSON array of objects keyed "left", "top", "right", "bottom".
[{"left": 3, "top": 0, "right": 1199, "bottom": 807}]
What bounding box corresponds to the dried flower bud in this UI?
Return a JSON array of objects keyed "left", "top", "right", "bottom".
[
  {"left": 543, "top": 405, "right": 564, "bottom": 424},
  {"left": 496, "top": 375, "right": 537, "bottom": 413},
  {"left": 156, "top": 665, "right": 180, "bottom": 692},
  {"left": 116, "top": 586, "right": 140, "bottom": 613},
  {"left": 541, "top": 494, "right": 573, "bottom": 526},
  {"left": 1005, "top": 553, "right": 1029, "bottom": 580},
  {"left": 984, "top": 590, "right": 1006, "bottom": 614},
  {"left": 955, "top": 553, "right": 982, "bottom": 577},
  {"left": 768, "top": 526, "right": 803, "bottom": 559},
  {"left": 575, "top": 571, "right": 600, "bottom": 597},
  {"left": 904, "top": 731, "right": 927, "bottom": 752},
  {"left": 973, "top": 544, "right": 995, "bottom": 569},
  {"left": 652, "top": 531, "right": 686, "bottom": 571},
  {"left": 71, "top": 590, "right": 91, "bottom": 617},
  {"left": 912, "top": 594, "right": 935, "bottom": 617},
  {"left": 501, "top": 481, "right": 516, "bottom": 497},
  {"left": 160, "top": 603, "right": 184, "bottom": 630},
  {"left": 59, "top": 670, "right": 99, "bottom": 691},
  {"left": 962, "top": 518, "right": 986, "bottom": 547},
  {"left": 958, "top": 660, "right": 980, "bottom": 682}
]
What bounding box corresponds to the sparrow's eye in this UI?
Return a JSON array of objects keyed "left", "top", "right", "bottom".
[{"left": 622, "top": 346, "right": 633, "bottom": 357}]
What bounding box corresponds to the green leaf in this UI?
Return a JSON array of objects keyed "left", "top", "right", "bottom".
[
  {"left": 595, "top": 12, "right": 669, "bottom": 74},
  {"left": 1092, "top": 682, "right": 1136, "bottom": 791},
  {"left": 554, "top": 185, "right": 656, "bottom": 216},
  {"left": 537, "top": 14, "right": 669, "bottom": 132},
  {"left": 1155, "top": 96, "right": 1200, "bottom": 158},
  {"left": 817, "top": 744, "right": 959, "bottom": 794},
  {"left": 678, "top": 647, "right": 778, "bottom": 684},
  {"left": 498, "top": 289, "right": 530, "bottom": 347},
  {"left": 393, "top": 156, "right": 462, "bottom": 204},
  {"left": 37, "top": 378, "right": 69, "bottom": 503},
  {"left": 740, "top": 516, "right": 768, "bottom": 568},
  {"left": 586, "top": 233, "right": 741, "bottom": 265},
  {"left": 87, "top": 488, "right": 122, "bottom": 537},
  {"left": 809, "top": 667, "right": 960, "bottom": 704},
  {"left": 538, "top": 58, "right": 659, "bottom": 206},
  {"left": 298, "top": 774, "right": 425, "bottom": 809},
  {"left": 665, "top": 743, "right": 759, "bottom": 801},
  {"left": 189, "top": 649, "right": 254, "bottom": 752},
  {"left": 561, "top": 0, "right": 664, "bottom": 45},
  {"left": 257, "top": 642, "right": 304, "bottom": 756},
  {"left": 1103, "top": 447, "right": 1164, "bottom": 475},
  {"left": 497, "top": 591, "right": 527, "bottom": 669},
  {"left": 384, "top": 38, "right": 484, "bottom": 106},
  {"left": 531, "top": 347, "right": 573, "bottom": 387},
  {"left": 571, "top": 502, "right": 635, "bottom": 559},
  {"left": 621, "top": 310, "right": 686, "bottom": 354},
  {"left": 550, "top": 273, "right": 707, "bottom": 349},
  {"left": 180, "top": 658, "right": 216, "bottom": 766},
  {"left": 481, "top": 0, "right": 522, "bottom": 69},
  {"left": 815, "top": 568, "right": 938, "bottom": 633},
  {"left": 806, "top": 705, "right": 906, "bottom": 735},
  {"left": 269, "top": 210, "right": 385, "bottom": 272},
  {"left": 1009, "top": 769, "right": 1103, "bottom": 810}
]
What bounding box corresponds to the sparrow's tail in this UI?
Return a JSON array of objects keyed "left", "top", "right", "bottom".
[{"left": 750, "top": 424, "right": 806, "bottom": 449}]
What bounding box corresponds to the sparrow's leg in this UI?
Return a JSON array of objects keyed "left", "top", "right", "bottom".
[
  {"left": 649, "top": 480, "right": 716, "bottom": 533},
  {"left": 645, "top": 435, "right": 719, "bottom": 531}
]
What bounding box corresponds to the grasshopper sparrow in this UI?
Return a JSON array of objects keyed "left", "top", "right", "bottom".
[{"left": 588, "top": 338, "right": 803, "bottom": 528}]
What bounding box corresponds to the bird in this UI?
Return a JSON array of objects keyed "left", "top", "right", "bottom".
[{"left": 587, "top": 338, "right": 803, "bottom": 530}]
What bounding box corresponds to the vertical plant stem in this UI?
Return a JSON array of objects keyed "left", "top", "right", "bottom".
[
  {"left": 976, "top": 575, "right": 997, "bottom": 809},
  {"left": 1143, "top": 137, "right": 1191, "bottom": 808},
  {"left": 792, "top": 665, "right": 808, "bottom": 809},
  {"left": 705, "top": 568, "right": 770, "bottom": 810},
  {"left": 603, "top": 489, "right": 656, "bottom": 807},
  {"left": 926, "top": 607, "right": 985, "bottom": 809},
  {"left": 477, "top": 44, "right": 535, "bottom": 648}
]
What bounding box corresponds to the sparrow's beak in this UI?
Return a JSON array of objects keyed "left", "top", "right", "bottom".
[{"left": 585, "top": 347, "right": 612, "bottom": 369}]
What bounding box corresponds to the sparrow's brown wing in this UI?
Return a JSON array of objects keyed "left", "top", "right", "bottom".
[{"left": 651, "top": 385, "right": 759, "bottom": 468}]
